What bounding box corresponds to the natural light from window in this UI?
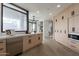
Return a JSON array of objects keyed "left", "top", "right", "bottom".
[{"left": 2, "top": 4, "right": 27, "bottom": 32}]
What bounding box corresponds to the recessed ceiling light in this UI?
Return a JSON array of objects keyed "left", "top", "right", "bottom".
[
  {"left": 49, "top": 13, "right": 52, "bottom": 16},
  {"left": 36, "top": 10, "right": 39, "bottom": 14},
  {"left": 57, "top": 5, "right": 61, "bottom": 8}
]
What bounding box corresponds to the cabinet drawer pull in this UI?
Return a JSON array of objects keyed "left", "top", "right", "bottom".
[
  {"left": 38, "top": 37, "right": 40, "bottom": 40},
  {"left": 28, "top": 39, "right": 31, "bottom": 44},
  {"left": 0, "top": 48, "right": 3, "bottom": 50}
]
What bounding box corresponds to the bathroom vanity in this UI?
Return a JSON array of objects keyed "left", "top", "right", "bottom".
[{"left": 0, "top": 33, "right": 43, "bottom": 56}]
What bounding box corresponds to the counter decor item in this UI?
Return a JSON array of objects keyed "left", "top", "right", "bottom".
[{"left": 5, "top": 29, "right": 15, "bottom": 35}]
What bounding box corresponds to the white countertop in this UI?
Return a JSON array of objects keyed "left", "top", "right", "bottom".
[{"left": 0, "top": 32, "right": 42, "bottom": 40}]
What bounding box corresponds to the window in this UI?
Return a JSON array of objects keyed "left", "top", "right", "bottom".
[
  {"left": 1, "top": 3, "right": 29, "bottom": 32},
  {"left": 29, "top": 20, "right": 37, "bottom": 33},
  {"left": 32, "top": 23, "right": 37, "bottom": 32}
]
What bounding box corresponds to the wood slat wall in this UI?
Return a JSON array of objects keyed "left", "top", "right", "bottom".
[{"left": 53, "top": 4, "right": 79, "bottom": 53}]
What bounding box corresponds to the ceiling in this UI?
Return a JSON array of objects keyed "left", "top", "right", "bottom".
[{"left": 15, "top": 3, "right": 72, "bottom": 21}]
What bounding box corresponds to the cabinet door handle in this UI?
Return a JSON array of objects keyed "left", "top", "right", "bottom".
[
  {"left": 38, "top": 37, "right": 40, "bottom": 40},
  {"left": 28, "top": 39, "right": 31, "bottom": 44},
  {"left": 0, "top": 48, "right": 3, "bottom": 50}
]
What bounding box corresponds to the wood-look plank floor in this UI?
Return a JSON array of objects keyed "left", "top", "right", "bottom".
[{"left": 21, "top": 37, "right": 79, "bottom": 56}]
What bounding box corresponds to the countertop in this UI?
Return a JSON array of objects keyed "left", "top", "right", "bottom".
[{"left": 0, "top": 32, "right": 42, "bottom": 40}]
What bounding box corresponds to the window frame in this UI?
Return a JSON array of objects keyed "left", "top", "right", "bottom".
[
  {"left": 29, "top": 20, "right": 37, "bottom": 33},
  {"left": 1, "top": 3, "right": 29, "bottom": 33}
]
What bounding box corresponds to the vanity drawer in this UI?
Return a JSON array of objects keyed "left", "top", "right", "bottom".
[
  {"left": 37, "top": 34, "right": 42, "bottom": 41},
  {"left": 6, "top": 40, "right": 23, "bottom": 56},
  {"left": 0, "top": 40, "right": 6, "bottom": 55},
  {"left": 0, "top": 44, "right": 6, "bottom": 54},
  {"left": 0, "top": 43, "right": 4, "bottom": 48},
  {"left": 6, "top": 37, "right": 22, "bottom": 44},
  {"left": 23, "top": 39, "right": 32, "bottom": 51},
  {"left": 0, "top": 48, "right": 4, "bottom": 53},
  {"left": 0, "top": 40, "right": 6, "bottom": 49},
  {"left": 23, "top": 33, "right": 43, "bottom": 52}
]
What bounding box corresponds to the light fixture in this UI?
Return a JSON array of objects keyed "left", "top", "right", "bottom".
[
  {"left": 36, "top": 10, "right": 39, "bottom": 14},
  {"left": 57, "top": 5, "right": 61, "bottom": 8}
]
